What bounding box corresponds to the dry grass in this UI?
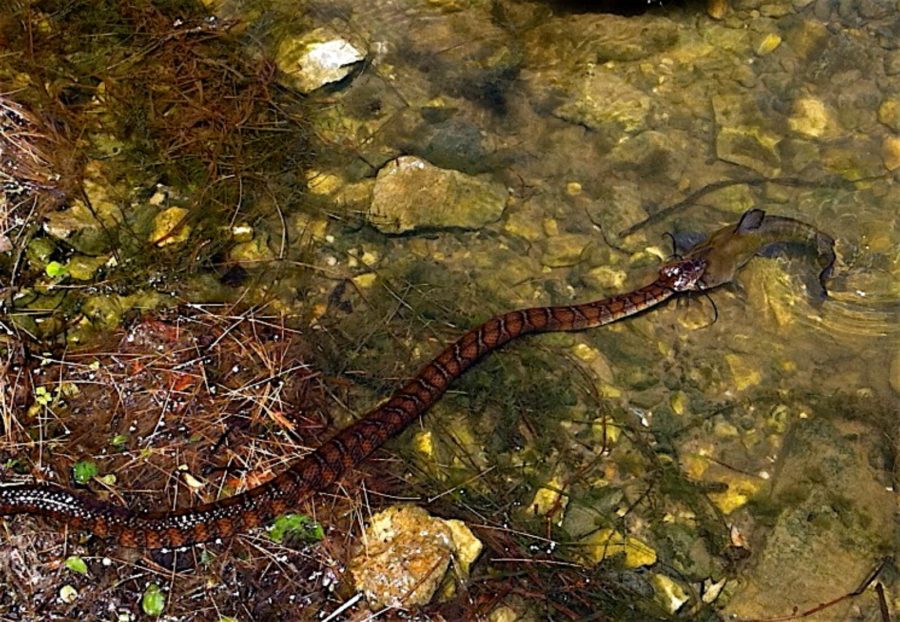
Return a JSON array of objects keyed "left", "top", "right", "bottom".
[{"left": 0, "top": 305, "right": 365, "bottom": 620}]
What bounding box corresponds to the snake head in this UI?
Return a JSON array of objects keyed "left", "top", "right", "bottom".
[{"left": 659, "top": 257, "right": 708, "bottom": 292}]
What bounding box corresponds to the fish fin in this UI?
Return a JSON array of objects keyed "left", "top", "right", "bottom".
[{"left": 734, "top": 208, "right": 766, "bottom": 233}]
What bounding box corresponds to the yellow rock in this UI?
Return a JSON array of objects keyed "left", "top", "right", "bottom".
[
  {"left": 530, "top": 474, "right": 568, "bottom": 518},
  {"left": 229, "top": 237, "right": 273, "bottom": 264},
  {"left": 444, "top": 519, "right": 483, "bottom": 576},
  {"left": 591, "top": 418, "right": 622, "bottom": 445},
  {"left": 306, "top": 170, "right": 343, "bottom": 195},
  {"left": 755, "top": 33, "right": 782, "bottom": 56},
  {"left": 878, "top": 98, "right": 900, "bottom": 130},
  {"left": 542, "top": 218, "right": 559, "bottom": 236},
  {"left": 788, "top": 97, "right": 834, "bottom": 139},
  {"left": 584, "top": 528, "right": 657, "bottom": 568},
  {"left": 350, "top": 505, "right": 482, "bottom": 608},
  {"left": 414, "top": 430, "right": 434, "bottom": 458},
  {"left": 150, "top": 207, "right": 190, "bottom": 246},
  {"left": 584, "top": 265, "right": 627, "bottom": 290},
  {"left": 669, "top": 390, "right": 688, "bottom": 416},
  {"left": 652, "top": 574, "right": 690, "bottom": 613},
  {"left": 352, "top": 273, "right": 377, "bottom": 288},
  {"left": 571, "top": 342, "right": 615, "bottom": 383},
  {"left": 682, "top": 453, "right": 709, "bottom": 480},
  {"left": 724, "top": 353, "right": 761, "bottom": 391},
  {"left": 882, "top": 136, "right": 900, "bottom": 171},
  {"left": 489, "top": 606, "right": 522, "bottom": 622},
  {"left": 503, "top": 208, "right": 544, "bottom": 242},
  {"left": 707, "top": 0, "right": 727, "bottom": 19},
  {"left": 709, "top": 474, "right": 762, "bottom": 514}
]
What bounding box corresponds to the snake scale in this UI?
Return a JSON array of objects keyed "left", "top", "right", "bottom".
[{"left": 0, "top": 208, "right": 834, "bottom": 549}]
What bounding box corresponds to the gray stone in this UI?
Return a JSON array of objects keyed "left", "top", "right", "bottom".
[
  {"left": 367, "top": 156, "right": 507, "bottom": 234},
  {"left": 276, "top": 28, "right": 365, "bottom": 94}
]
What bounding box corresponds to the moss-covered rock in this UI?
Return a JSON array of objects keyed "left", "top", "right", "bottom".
[{"left": 367, "top": 156, "right": 507, "bottom": 233}]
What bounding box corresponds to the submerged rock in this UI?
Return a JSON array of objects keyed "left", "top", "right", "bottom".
[
  {"left": 368, "top": 156, "right": 507, "bottom": 234},
  {"left": 275, "top": 27, "right": 365, "bottom": 94},
  {"left": 882, "top": 136, "right": 900, "bottom": 171},
  {"left": 725, "top": 417, "right": 894, "bottom": 619},
  {"left": 582, "top": 528, "right": 657, "bottom": 569},
  {"left": 150, "top": 207, "right": 190, "bottom": 247},
  {"left": 712, "top": 94, "right": 782, "bottom": 176},
  {"left": 553, "top": 66, "right": 651, "bottom": 133},
  {"left": 787, "top": 97, "right": 838, "bottom": 139},
  {"left": 349, "top": 505, "right": 482, "bottom": 608}
]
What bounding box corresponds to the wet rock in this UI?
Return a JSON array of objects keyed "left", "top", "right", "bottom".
[
  {"left": 783, "top": 18, "right": 828, "bottom": 61},
  {"left": 885, "top": 49, "right": 900, "bottom": 75},
  {"left": 821, "top": 137, "right": 886, "bottom": 180},
  {"left": 349, "top": 505, "right": 482, "bottom": 608},
  {"left": 877, "top": 97, "right": 900, "bottom": 131},
  {"left": 367, "top": 156, "right": 507, "bottom": 234},
  {"left": 724, "top": 353, "right": 762, "bottom": 392},
  {"left": 553, "top": 66, "right": 651, "bottom": 134},
  {"left": 43, "top": 175, "right": 124, "bottom": 255},
  {"left": 540, "top": 233, "right": 590, "bottom": 268},
  {"left": 586, "top": 182, "right": 649, "bottom": 245},
  {"left": 696, "top": 182, "right": 754, "bottom": 214},
  {"left": 787, "top": 97, "right": 838, "bottom": 139},
  {"left": 725, "top": 417, "right": 894, "bottom": 619},
  {"left": 524, "top": 14, "right": 678, "bottom": 67},
  {"left": 503, "top": 202, "right": 545, "bottom": 242},
  {"left": 396, "top": 115, "right": 497, "bottom": 175},
  {"left": 708, "top": 0, "right": 728, "bottom": 19},
  {"left": 882, "top": 136, "right": 900, "bottom": 171},
  {"left": 228, "top": 234, "right": 274, "bottom": 265},
  {"left": 150, "top": 207, "right": 190, "bottom": 247},
  {"left": 712, "top": 94, "right": 782, "bottom": 176},
  {"left": 651, "top": 574, "right": 689, "bottom": 614},
  {"left": 67, "top": 255, "right": 108, "bottom": 281},
  {"left": 582, "top": 528, "right": 657, "bottom": 569},
  {"left": 754, "top": 33, "right": 782, "bottom": 56},
  {"left": 708, "top": 470, "right": 763, "bottom": 514},
  {"left": 530, "top": 472, "right": 568, "bottom": 518},
  {"left": 275, "top": 27, "right": 364, "bottom": 94}
]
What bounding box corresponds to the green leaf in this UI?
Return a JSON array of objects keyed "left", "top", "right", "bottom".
[
  {"left": 268, "top": 513, "right": 324, "bottom": 544},
  {"left": 34, "top": 386, "right": 53, "bottom": 406},
  {"left": 72, "top": 460, "right": 99, "bottom": 485},
  {"left": 45, "top": 261, "right": 68, "bottom": 278},
  {"left": 141, "top": 583, "right": 166, "bottom": 616},
  {"left": 65, "top": 555, "right": 89, "bottom": 575},
  {"left": 110, "top": 434, "right": 128, "bottom": 449}
]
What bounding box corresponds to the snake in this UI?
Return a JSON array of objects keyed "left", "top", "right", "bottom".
[{"left": 0, "top": 209, "right": 833, "bottom": 549}]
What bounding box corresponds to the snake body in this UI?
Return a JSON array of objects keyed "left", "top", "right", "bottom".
[{"left": 0, "top": 257, "right": 708, "bottom": 548}]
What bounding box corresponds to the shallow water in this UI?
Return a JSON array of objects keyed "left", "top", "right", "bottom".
[{"left": 271, "top": 1, "right": 899, "bottom": 619}]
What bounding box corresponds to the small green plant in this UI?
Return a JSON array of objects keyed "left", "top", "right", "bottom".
[
  {"left": 72, "top": 460, "right": 99, "bottom": 485},
  {"left": 45, "top": 261, "right": 68, "bottom": 278},
  {"left": 64, "top": 555, "right": 89, "bottom": 576},
  {"left": 141, "top": 583, "right": 165, "bottom": 617},
  {"left": 268, "top": 513, "right": 324, "bottom": 544}
]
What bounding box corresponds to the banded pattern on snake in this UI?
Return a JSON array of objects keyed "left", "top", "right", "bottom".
[{"left": 0, "top": 257, "right": 708, "bottom": 548}]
